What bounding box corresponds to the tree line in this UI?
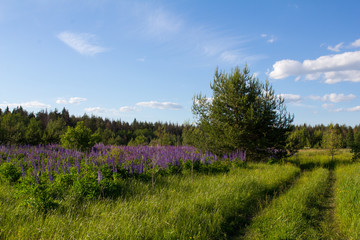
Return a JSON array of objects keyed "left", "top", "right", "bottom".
[
  {"left": 0, "top": 106, "right": 359, "bottom": 151},
  {"left": 0, "top": 107, "right": 183, "bottom": 146}
]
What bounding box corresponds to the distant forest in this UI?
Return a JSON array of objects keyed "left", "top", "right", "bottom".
[{"left": 0, "top": 106, "right": 359, "bottom": 149}]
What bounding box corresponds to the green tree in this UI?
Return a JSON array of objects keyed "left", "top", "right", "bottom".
[
  {"left": 42, "top": 118, "right": 66, "bottom": 144},
  {"left": 346, "top": 127, "right": 355, "bottom": 148},
  {"left": 25, "top": 118, "right": 42, "bottom": 145},
  {"left": 60, "top": 121, "right": 98, "bottom": 152},
  {"left": 128, "top": 135, "right": 148, "bottom": 146},
  {"left": 192, "top": 65, "right": 294, "bottom": 160},
  {"left": 322, "top": 124, "right": 342, "bottom": 161},
  {"left": 351, "top": 131, "right": 360, "bottom": 161}
]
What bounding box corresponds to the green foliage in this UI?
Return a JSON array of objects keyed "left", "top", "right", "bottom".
[
  {"left": 60, "top": 121, "right": 98, "bottom": 152},
  {"left": 42, "top": 118, "right": 66, "bottom": 144},
  {"left": 192, "top": 65, "right": 294, "bottom": 160},
  {"left": 128, "top": 134, "right": 148, "bottom": 146},
  {"left": 0, "top": 162, "right": 21, "bottom": 184},
  {"left": 25, "top": 118, "right": 42, "bottom": 145},
  {"left": 351, "top": 131, "right": 360, "bottom": 161},
  {"left": 322, "top": 124, "right": 342, "bottom": 161}
]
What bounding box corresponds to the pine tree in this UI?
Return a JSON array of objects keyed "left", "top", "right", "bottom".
[{"left": 192, "top": 65, "right": 294, "bottom": 161}]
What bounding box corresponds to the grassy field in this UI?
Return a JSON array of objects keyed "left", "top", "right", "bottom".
[
  {"left": 334, "top": 163, "right": 360, "bottom": 240},
  {"left": 287, "top": 148, "right": 353, "bottom": 170},
  {"left": 0, "top": 163, "right": 299, "bottom": 240},
  {"left": 2, "top": 148, "right": 360, "bottom": 239}
]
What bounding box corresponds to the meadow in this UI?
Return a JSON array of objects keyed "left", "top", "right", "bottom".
[{"left": 0, "top": 146, "right": 359, "bottom": 239}]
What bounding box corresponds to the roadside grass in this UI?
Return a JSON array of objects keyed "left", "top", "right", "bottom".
[
  {"left": 0, "top": 163, "right": 299, "bottom": 240},
  {"left": 334, "top": 163, "right": 360, "bottom": 239},
  {"left": 240, "top": 168, "right": 329, "bottom": 240},
  {"left": 287, "top": 148, "right": 353, "bottom": 170}
]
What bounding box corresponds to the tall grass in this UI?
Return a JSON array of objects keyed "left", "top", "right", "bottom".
[
  {"left": 0, "top": 163, "right": 299, "bottom": 240},
  {"left": 241, "top": 168, "right": 329, "bottom": 240},
  {"left": 334, "top": 163, "right": 360, "bottom": 239}
]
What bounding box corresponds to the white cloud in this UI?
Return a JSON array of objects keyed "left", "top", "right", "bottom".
[
  {"left": 0, "top": 101, "right": 51, "bottom": 109},
  {"left": 57, "top": 31, "right": 106, "bottom": 56},
  {"left": 56, "top": 97, "right": 87, "bottom": 105},
  {"left": 351, "top": 38, "right": 360, "bottom": 48},
  {"left": 323, "top": 93, "right": 356, "bottom": 103},
  {"left": 309, "top": 93, "right": 356, "bottom": 103},
  {"left": 136, "top": 101, "right": 182, "bottom": 110},
  {"left": 323, "top": 70, "right": 360, "bottom": 84},
  {"left": 261, "top": 33, "right": 276, "bottom": 43},
  {"left": 278, "top": 94, "right": 302, "bottom": 103},
  {"left": 327, "top": 42, "right": 344, "bottom": 52},
  {"left": 84, "top": 107, "right": 105, "bottom": 114},
  {"left": 269, "top": 51, "right": 360, "bottom": 83},
  {"left": 348, "top": 106, "right": 360, "bottom": 112},
  {"left": 324, "top": 105, "right": 360, "bottom": 112},
  {"left": 322, "top": 103, "right": 334, "bottom": 109},
  {"left": 69, "top": 97, "right": 87, "bottom": 104},
  {"left": 267, "top": 36, "right": 276, "bottom": 43},
  {"left": 119, "top": 106, "right": 137, "bottom": 112}
]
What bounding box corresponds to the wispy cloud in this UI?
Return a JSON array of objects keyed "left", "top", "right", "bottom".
[
  {"left": 130, "top": 2, "right": 261, "bottom": 65},
  {"left": 145, "top": 8, "right": 182, "bottom": 37},
  {"left": 119, "top": 106, "right": 137, "bottom": 112},
  {"left": 136, "top": 101, "right": 182, "bottom": 110},
  {"left": 269, "top": 50, "right": 360, "bottom": 83},
  {"left": 308, "top": 93, "right": 356, "bottom": 103},
  {"left": 325, "top": 105, "right": 360, "bottom": 112},
  {"left": 278, "top": 94, "right": 302, "bottom": 103},
  {"left": 57, "top": 31, "right": 106, "bottom": 56},
  {"left": 56, "top": 97, "right": 87, "bottom": 104},
  {"left": 261, "top": 33, "right": 276, "bottom": 43},
  {"left": 0, "top": 101, "right": 51, "bottom": 109},
  {"left": 84, "top": 107, "right": 105, "bottom": 114},
  {"left": 327, "top": 42, "right": 344, "bottom": 52}
]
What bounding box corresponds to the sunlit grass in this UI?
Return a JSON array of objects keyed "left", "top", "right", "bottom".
[
  {"left": 0, "top": 163, "right": 299, "bottom": 240},
  {"left": 287, "top": 148, "right": 353, "bottom": 169},
  {"left": 334, "top": 163, "right": 360, "bottom": 239},
  {"left": 241, "top": 168, "right": 329, "bottom": 240}
]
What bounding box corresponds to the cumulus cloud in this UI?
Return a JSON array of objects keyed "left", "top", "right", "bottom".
[
  {"left": 56, "top": 97, "right": 87, "bottom": 104},
  {"left": 309, "top": 93, "right": 356, "bottom": 103},
  {"left": 0, "top": 101, "right": 51, "bottom": 109},
  {"left": 269, "top": 50, "right": 360, "bottom": 83},
  {"left": 278, "top": 94, "right": 302, "bottom": 103},
  {"left": 136, "top": 101, "right": 182, "bottom": 110},
  {"left": 327, "top": 42, "right": 344, "bottom": 52},
  {"left": 57, "top": 31, "right": 106, "bottom": 55}
]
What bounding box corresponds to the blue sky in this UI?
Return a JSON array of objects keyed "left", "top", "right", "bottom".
[{"left": 0, "top": 0, "right": 359, "bottom": 126}]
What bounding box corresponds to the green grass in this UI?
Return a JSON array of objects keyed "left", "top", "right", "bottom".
[
  {"left": 241, "top": 168, "right": 330, "bottom": 240},
  {"left": 287, "top": 148, "right": 353, "bottom": 170},
  {"left": 334, "top": 163, "right": 360, "bottom": 239},
  {"left": 0, "top": 163, "right": 299, "bottom": 240}
]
